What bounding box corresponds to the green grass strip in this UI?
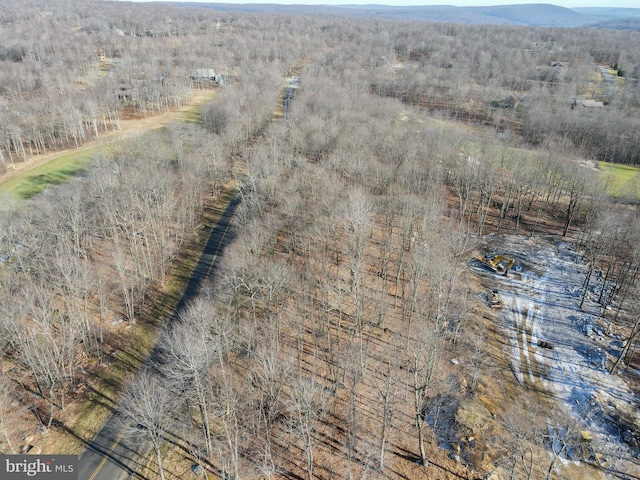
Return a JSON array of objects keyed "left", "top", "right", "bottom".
[
  {"left": 597, "top": 161, "right": 640, "bottom": 200},
  {"left": 0, "top": 150, "right": 93, "bottom": 199}
]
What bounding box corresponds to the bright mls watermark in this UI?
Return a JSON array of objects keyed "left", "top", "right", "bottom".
[{"left": 2, "top": 455, "right": 77, "bottom": 479}]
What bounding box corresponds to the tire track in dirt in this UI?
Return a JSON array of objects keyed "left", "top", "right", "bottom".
[{"left": 477, "top": 235, "right": 640, "bottom": 477}]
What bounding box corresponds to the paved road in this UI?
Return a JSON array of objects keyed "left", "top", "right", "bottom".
[
  {"left": 78, "top": 68, "right": 298, "bottom": 480},
  {"left": 78, "top": 194, "right": 240, "bottom": 480}
]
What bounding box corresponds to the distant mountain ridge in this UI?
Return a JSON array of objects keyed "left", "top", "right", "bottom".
[
  {"left": 335, "top": 3, "right": 598, "bottom": 26},
  {"left": 171, "top": 2, "right": 640, "bottom": 28},
  {"left": 572, "top": 7, "right": 640, "bottom": 19},
  {"left": 573, "top": 7, "right": 640, "bottom": 29},
  {"left": 468, "top": 4, "right": 597, "bottom": 26}
]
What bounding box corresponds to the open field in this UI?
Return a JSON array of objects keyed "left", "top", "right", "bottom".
[
  {"left": 0, "top": 149, "right": 93, "bottom": 199},
  {"left": 597, "top": 161, "right": 640, "bottom": 199}
]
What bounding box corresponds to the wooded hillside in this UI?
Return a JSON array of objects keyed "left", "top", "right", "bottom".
[{"left": 1, "top": 2, "right": 639, "bottom": 480}]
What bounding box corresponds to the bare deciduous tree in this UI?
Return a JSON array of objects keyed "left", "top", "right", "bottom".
[
  {"left": 118, "top": 370, "right": 176, "bottom": 480},
  {"left": 286, "top": 377, "right": 326, "bottom": 480},
  {"left": 372, "top": 344, "right": 402, "bottom": 471},
  {"left": 250, "top": 333, "right": 292, "bottom": 430},
  {"left": 496, "top": 395, "right": 546, "bottom": 480},
  {"left": 0, "top": 374, "right": 18, "bottom": 453},
  {"left": 406, "top": 324, "right": 441, "bottom": 467},
  {"left": 160, "top": 300, "right": 216, "bottom": 457}
]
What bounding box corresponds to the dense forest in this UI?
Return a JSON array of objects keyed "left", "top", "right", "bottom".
[
  {"left": 0, "top": 1, "right": 639, "bottom": 170},
  {"left": 1, "top": 1, "right": 640, "bottom": 480}
]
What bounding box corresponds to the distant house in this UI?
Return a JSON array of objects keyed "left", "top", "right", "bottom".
[
  {"left": 116, "top": 82, "right": 135, "bottom": 102},
  {"left": 191, "top": 69, "right": 224, "bottom": 86},
  {"left": 95, "top": 47, "right": 106, "bottom": 62},
  {"left": 571, "top": 99, "right": 604, "bottom": 108},
  {"left": 489, "top": 93, "right": 522, "bottom": 110},
  {"left": 195, "top": 69, "right": 216, "bottom": 79}
]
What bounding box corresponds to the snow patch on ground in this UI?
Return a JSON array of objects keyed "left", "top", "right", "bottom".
[{"left": 477, "top": 234, "right": 640, "bottom": 475}]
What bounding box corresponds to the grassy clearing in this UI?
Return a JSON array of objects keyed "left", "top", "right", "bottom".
[
  {"left": 0, "top": 90, "right": 218, "bottom": 200},
  {"left": 181, "top": 102, "right": 208, "bottom": 124},
  {"left": 0, "top": 150, "right": 93, "bottom": 199},
  {"left": 180, "top": 90, "right": 217, "bottom": 123},
  {"left": 597, "top": 161, "right": 640, "bottom": 199}
]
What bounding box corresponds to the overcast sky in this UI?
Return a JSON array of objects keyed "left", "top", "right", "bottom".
[{"left": 120, "top": 0, "right": 640, "bottom": 8}]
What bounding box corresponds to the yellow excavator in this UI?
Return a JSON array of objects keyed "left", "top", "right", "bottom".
[{"left": 483, "top": 255, "right": 515, "bottom": 277}]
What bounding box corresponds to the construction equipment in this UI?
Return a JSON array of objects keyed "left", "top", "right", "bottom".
[
  {"left": 482, "top": 255, "right": 515, "bottom": 277},
  {"left": 488, "top": 290, "right": 503, "bottom": 309},
  {"left": 538, "top": 340, "right": 554, "bottom": 350}
]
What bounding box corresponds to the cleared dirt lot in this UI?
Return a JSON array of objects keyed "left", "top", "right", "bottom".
[{"left": 469, "top": 234, "right": 640, "bottom": 478}]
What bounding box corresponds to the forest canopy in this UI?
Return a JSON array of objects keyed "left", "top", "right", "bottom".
[
  {"left": 0, "top": 1, "right": 639, "bottom": 172},
  {"left": 1, "top": 2, "right": 640, "bottom": 480}
]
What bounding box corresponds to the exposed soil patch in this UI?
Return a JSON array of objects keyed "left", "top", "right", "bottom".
[{"left": 469, "top": 234, "right": 640, "bottom": 478}]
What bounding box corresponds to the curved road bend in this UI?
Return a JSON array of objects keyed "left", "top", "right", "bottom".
[{"left": 78, "top": 194, "right": 241, "bottom": 480}]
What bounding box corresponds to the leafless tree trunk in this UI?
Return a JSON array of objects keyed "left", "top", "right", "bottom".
[
  {"left": 159, "top": 299, "right": 218, "bottom": 457},
  {"left": 212, "top": 376, "right": 243, "bottom": 480},
  {"left": 611, "top": 313, "right": 640, "bottom": 374},
  {"left": 407, "top": 325, "right": 440, "bottom": 467},
  {"left": 0, "top": 374, "right": 18, "bottom": 453},
  {"left": 373, "top": 349, "right": 402, "bottom": 471},
  {"left": 118, "top": 370, "right": 176, "bottom": 480},
  {"left": 250, "top": 332, "right": 292, "bottom": 430},
  {"left": 497, "top": 395, "right": 546, "bottom": 480},
  {"left": 286, "top": 377, "right": 326, "bottom": 480}
]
